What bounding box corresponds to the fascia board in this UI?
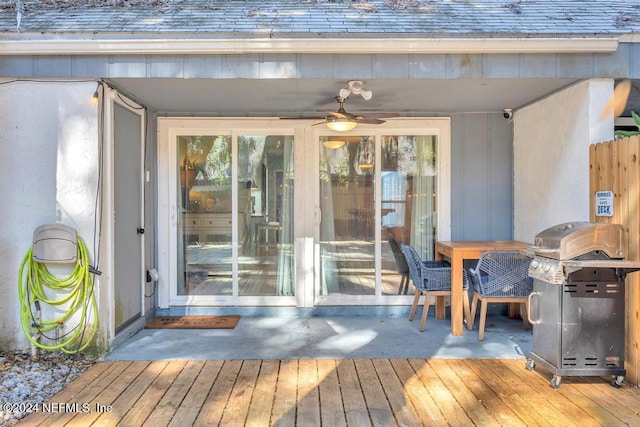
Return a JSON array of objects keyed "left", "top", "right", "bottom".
[{"left": 0, "top": 37, "right": 619, "bottom": 55}]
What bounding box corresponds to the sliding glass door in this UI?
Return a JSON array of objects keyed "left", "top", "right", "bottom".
[
  {"left": 157, "top": 118, "right": 450, "bottom": 308},
  {"left": 174, "top": 130, "right": 295, "bottom": 301},
  {"left": 316, "top": 131, "right": 441, "bottom": 302}
]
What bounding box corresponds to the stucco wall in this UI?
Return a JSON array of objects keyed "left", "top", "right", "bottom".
[
  {"left": 514, "top": 79, "right": 614, "bottom": 243},
  {"left": 0, "top": 80, "right": 100, "bottom": 351}
]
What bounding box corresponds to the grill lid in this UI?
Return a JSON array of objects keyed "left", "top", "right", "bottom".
[{"left": 530, "top": 221, "right": 625, "bottom": 260}]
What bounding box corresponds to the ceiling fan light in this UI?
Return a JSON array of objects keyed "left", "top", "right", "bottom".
[
  {"left": 349, "top": 80, "right": 363, "bottom": 92},
  {"left": 323, "top": 140, "right": 346, "bottom": 149},
  {"left": 326, "top": 117, "right": 358, "bottom": 132},
  {"left": 361, "top": 90, "right": 373, "bottom": 101}
]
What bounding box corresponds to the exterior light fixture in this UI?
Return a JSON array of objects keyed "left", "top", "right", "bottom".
[
  {"left": 322, "top": 140, "right": 346, "bottom": 149},
  {"left": 92, "top": 80, "right": 103, "bottom": 107},
  {"left": 339, "top": 80, "right": 373, "bottom": 101}
]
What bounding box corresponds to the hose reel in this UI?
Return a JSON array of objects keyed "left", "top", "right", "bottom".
[{"left": 18, "top": 224, "right": 99, "bottom": 354}]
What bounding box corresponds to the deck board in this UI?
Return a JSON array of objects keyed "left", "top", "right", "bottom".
[
  {"left": 317, "top": 359, "right": 347, "bottom": 427},
  {"left": 428, "top": 359, "right": 501, "bottom": 427},
  {"left": 98, "top": 360, "right": 170, "bottom": 426},
  {"left": 337, "top": 360, "right": 372, "bottom": 427},
  {"left": 452, "top": 359, "right": 532, "bottom": 427},
  {"left": 19, "top": 358, "right": 640, "bottom": 426},
  {"left": 119, "top": 360, "right": 187, "bottom": 426},
  {"left": 371, "top": 359, "right": 421, "bottom": 426},
  {"left": 245, "top": 359, "right": 279, "bottom": 426},
  {"left": 220, "top": 360, "right": 261, "bottom": 426},
  {"left": 408, "top": 358, "right": 473, "bottom": 426},
  {"left": 194, "top": 359, "right": 242, "bottom": 426},
  {"left": 355, "top": 359, "right": 396, "bottom": 426},
  {"left": 271, "top": 359, "right": 298, "bottom": 426},
  {"left": 143, "top": 360, "right": 206, "bottom": 426},
  {"left": 391, "top": 358, "right": 448, "bottom": 426},
  {"left": 503, "top": 359, "right": 632, "bottom": 426},
  {"left": 168, "top": 360, "right": 223, "bottom": 427}
]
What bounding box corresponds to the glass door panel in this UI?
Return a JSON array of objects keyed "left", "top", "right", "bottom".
[
  {"left": 177, "top": 135, "right": 233, "bottom": 296},
  {"left": 381, "top": 135, "right": 438, "bottom": 295},
  {"left": 319, "top": 136, "right": 375, "bottom": 296},
  {"left": 238, "top": 135, "right": 295, "bottom": 296}
]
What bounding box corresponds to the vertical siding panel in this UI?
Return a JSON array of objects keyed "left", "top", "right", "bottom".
[
  {"left": 489, "top": 113, "right": 513, "bottom": 240},
  {"left": 450, "top": 113, "right": 512, "bottom": 241},
  {"left": 450, "top": 114, "right": 465, "bottom": 240},
  {"left": 461, "top": 113, "right": 490, "bottom": 240}
]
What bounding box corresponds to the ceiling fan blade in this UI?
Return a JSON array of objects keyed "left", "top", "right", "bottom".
[
  {"left": 279, "top": 116, "right": 325, "bottom": 120},
  {"left": 361, "top": 112, "right": 401, "bottom": 119},
  {"left": 358, "top": 118, "right": 386, "bottom": 124}
]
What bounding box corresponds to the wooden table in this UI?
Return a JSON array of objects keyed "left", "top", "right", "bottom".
[{"left": 435, "top": 240, "right": 530, "bottom": 336}]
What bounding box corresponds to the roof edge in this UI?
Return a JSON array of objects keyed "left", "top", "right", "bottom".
[{"left": 0, "top": 37, "right": 619, "bottom": 55}]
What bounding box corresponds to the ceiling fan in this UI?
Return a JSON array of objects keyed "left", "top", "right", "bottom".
[
  {"left": 323, "top": 96, "right": 395, "bottom": 131},
  {"left": 280, "top": 80, "right": 399, "bottom": 131}
]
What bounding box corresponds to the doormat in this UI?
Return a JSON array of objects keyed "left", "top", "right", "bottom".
[{"left": 145, "top": 315, "right": 240, "bottom": 329}]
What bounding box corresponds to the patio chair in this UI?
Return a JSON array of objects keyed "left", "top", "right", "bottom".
[
  {"left": 401, "top": 243, "right": 471, "bottom": 332},
  {"left": 467, "top": 250, "right": 533, "bottom": 341},
  {"left": 387, "top": 237, "right": 410, "bottom": 295}
]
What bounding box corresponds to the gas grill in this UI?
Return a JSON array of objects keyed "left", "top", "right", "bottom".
[{"left": 525, "top": 221, "right": 640, "bottom": 388}]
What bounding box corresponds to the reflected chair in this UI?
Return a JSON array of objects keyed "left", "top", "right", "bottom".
[
  {"left": 467, "top": 250, "right": 533, "bottom": 340},
  {"left": 388, "top": 237, "right": 410, "bottom": 295},
  {"left": 401, "top": 243, "right": 471, "bottom": 332}
]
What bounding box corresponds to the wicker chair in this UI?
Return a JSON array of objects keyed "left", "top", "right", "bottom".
[
  {"left": 388, "top": 237, "right": 411, "bottom": 295},
  {"left": 401, "top": 243, "right": 470, "bottom": 332},
  {"left": 467, "top": 250, "right": 533, "bottom": 340}
]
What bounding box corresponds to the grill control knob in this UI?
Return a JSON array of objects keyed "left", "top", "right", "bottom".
[
  {"left": 530, "top": 259, "right": 539, "bottom": 269},
  {"left": 543, "top": 263, "right": 551, "bottom": 272}
]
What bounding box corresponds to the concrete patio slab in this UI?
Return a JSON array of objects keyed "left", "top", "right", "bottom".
[{"left": 104, "top": 314, "right": 532, "bottom": 361}]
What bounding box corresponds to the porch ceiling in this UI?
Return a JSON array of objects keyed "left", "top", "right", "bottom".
[{"left": 107, "top": 77, "right": 583, "bottom": 117}]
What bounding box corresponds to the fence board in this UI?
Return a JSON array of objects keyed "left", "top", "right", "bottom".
[
  {"left": 590, "top": 136, "right": 640, "bottom": 386},
  {"left": 626, "top": 136, "right": 640, "bottom": 385}
]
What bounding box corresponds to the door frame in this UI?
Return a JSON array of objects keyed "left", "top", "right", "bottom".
[
  {"left": 310, "top": 118, "right": 451, "bottom": 306},
  {"left": 104, "top": 85, "right": 147, "bottom": 334},
  {"left": 156, "top": 118, "right": 450, "bottom": 309}
]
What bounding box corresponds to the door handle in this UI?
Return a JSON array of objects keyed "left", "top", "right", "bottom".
[{"left": 137, "top": 227, "right": 145, "bottom": 235}]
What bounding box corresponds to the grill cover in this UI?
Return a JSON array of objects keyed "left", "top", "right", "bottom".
[{"left": 531, "top": 221, "right": 624, "bottom": 260}]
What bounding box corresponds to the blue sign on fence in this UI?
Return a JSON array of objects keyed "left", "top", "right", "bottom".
[{"left": 595, "top": 190, "right": 614, "bottom": 217}]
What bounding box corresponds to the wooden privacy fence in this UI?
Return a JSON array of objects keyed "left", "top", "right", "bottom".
[{"left": 590, "top": 135, "right": 640, "bottom": 385}]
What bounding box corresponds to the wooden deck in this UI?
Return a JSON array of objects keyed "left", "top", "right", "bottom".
[{"left": 19, "top": 358, "right": 640, "bottom": 426}]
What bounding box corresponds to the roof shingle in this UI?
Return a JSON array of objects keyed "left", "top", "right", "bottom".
[{"left": 0, "top": 0, "right": 639, "bottom": 37}]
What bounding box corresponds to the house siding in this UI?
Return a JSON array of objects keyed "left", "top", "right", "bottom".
[
  {"left": 0, "top": 43, "right": 629, "bottom": 350},
  {"left": 2, "top": 46, "right": 640, "bottom": 80},
  {"left": 451, "top": 113, "right": 513, "bottom": 241}
]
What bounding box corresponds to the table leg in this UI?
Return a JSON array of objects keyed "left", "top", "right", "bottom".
[
  {"left": 434, "top": 249, "right": 445, "bottom": 319},
  {"left": 450, "top": 254, "right": 463, "bottom": 336},
  {"left": 508, "top": 303, "right": 519, "bottom": 318}
]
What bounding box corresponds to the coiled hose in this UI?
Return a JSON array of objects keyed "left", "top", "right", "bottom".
[{"left": 18, "top": 237, "right": 98, "bottom": 354}]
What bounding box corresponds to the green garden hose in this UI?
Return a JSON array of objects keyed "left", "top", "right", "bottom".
[{"left": 18, "top": 237, "right": 98, "bottom": 354}]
